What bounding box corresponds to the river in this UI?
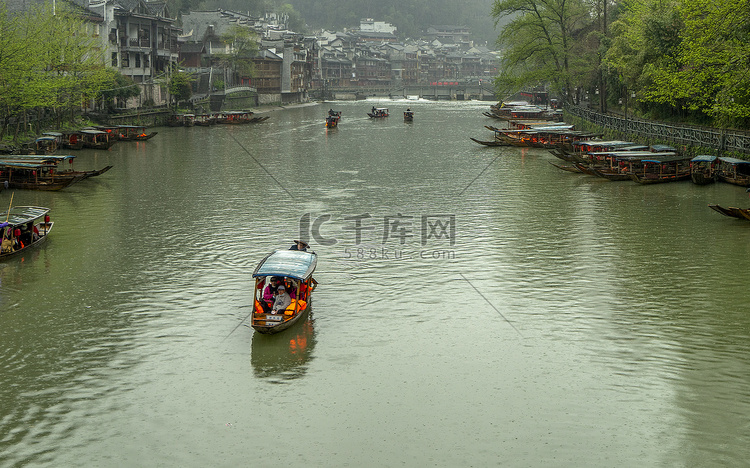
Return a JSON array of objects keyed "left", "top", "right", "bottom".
[{"left": 1, "top": 100, "right": 749, "bottom": 467}]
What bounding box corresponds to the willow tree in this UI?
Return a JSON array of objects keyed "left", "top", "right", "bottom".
[
  {"left": 491, "top": 0, "right": 593, "bottom": 103},
  {"left": 0, "top": 3, "right": 112, "bottom": 136}
]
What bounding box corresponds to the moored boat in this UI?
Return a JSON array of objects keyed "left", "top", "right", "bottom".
[
  {"left": 470, "top": 137, "right": 511, "bottom": 147},
  {"left": 629, "top": 154, "right": 692, "bottom": 184},
  {"left": 251, "top": 249, "right": 317, "bottom": 334},
  {"left": 690, "top": 155, "right": 717, "bottom": 185},
  {"left": 0, "top": 206, "right": 53, "bottom": 259},
  {"left": 115, "top": 125, "right": 158, "bottom": 141},
  {"left": 80, "top": 129, "right": 116, "bottom": 149},
  {"left": 716, "top": 157, "right": 750, "bottom": 187}
]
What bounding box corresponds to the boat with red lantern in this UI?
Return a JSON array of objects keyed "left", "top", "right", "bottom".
[
  {"left": 0, "top": 155, "right": 111, "bottom": 190},
  {"left": 0, "top": 206, "right": 53, "bottom": 259},
  {"left": 251, "top": 249, "right": 318, "bottom": 334}
]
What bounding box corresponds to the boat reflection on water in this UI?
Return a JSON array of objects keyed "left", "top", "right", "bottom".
[{"left": 251, "top": 311, "right": 316, "bottom": 381}]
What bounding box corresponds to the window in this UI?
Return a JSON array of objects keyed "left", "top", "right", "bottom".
[
  {"left": 135, "top": 53, "right": 141, "bottom": 68},
  {"left": 111, "top": 52, "right": 118, "bottom": 67}
]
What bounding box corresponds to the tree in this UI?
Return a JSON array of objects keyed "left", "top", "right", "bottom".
[
  {"left": 213, "top": 25, "right": 259, "bottom": 87},
  {"left": 606, "top": 0, "right": 750, "bottom": 126},
  {"left": 168, "top": 70, "right": 194, "bottom": 105},
  {"left": 491, "top": 0, "right": 593, "bottom": 103},
  {"left": 100, "top": 69, "right": 142, "bottom": 109}
]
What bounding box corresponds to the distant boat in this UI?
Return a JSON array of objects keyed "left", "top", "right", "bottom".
[
  {"left": 325, "top": 110, "right": 342, "bottom": 128},
  {"left": 368, "top": 107, "right": 389, "bottom": 118},
  {"left": 404, "top": 109, "right": 414, "bottom": 122}
]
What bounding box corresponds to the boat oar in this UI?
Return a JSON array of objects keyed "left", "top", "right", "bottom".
[{"left": 5, "top": 192, "right": 13, "bottom": 222}]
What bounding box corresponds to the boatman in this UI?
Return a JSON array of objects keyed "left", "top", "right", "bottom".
[{"left": 290, "top": 240, "right": 309, "bottom": 251}]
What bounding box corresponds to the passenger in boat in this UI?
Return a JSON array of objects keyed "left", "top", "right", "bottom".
[
  {"left": 284, "top": 278, "right": 298, "bottom": 300},
  {"left": 260, "top": 276, "right": 282, "bottom": 313},
  {"left": 290, "top": 240, "right": 309, "bottom": 251},
  {"left": 1, "top": 231, "right": 12, "bottom": 253},
  {"left": 271, "top": 284, "right": 291, "bottom": 314}
]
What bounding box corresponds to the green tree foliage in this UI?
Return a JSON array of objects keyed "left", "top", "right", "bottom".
[
  {"left": 214, "top": 25, "right": 259, "bottom": 82},
  {"left": 168, "top": 70, "right": 194, "bottom": 105},
  {"left": 100, "top": 69, "right": 142, "bottom": 109},
  {"left": 491, "top": 0, "right": 593, "bottom": 102},
  {"left": 0, "top": 3, "right": 113, "bottom": 136},
  {"left": 606, "top": 0, "right": 750, "bottom": 127}
]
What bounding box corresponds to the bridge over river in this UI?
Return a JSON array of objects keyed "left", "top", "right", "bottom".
[{"left": 313, "top": 83, "right": 497, "bottom": 101}]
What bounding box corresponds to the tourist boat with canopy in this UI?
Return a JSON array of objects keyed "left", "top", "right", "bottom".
[
  {"left": 690, "top": 155, "right": 718, "bottom": 185},
  {"left": 325, "top": 110, "right": 342, "bottom": 128},
  {"left": 80, "top": 129, "right": 116, "bottom": 149},
  {"left": 251, "top": 249, "right": 317, "bottom": 334},
  {"left": 715, "top": 157, "right": 750, "bottom": 186},
  {"left": 368, "top": 107, "right": 389, "bottom": 118},
  {"left": 404, "top": 109, "right": 414, "bottom": 121},
  {"left": 629, "top": 154, "right": 692, "bottom": 184},
  {"left": 0, "top": 205, "right": 53, "bottom": 259}
]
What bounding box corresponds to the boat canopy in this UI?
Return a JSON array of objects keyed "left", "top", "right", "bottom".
[
  {"left": 650, "top": 144, "right": 677, "bottom": 152},
  {"left": 718, "top": 157, "right": 750, "bottom": 165},
  {"left": 640, "top": 154, "right": 692, "bottom": 163},
  {"left": 691, "top": 155, "right": 717, "bottom": 162},
  {"left": 252, "top": 250, "right": 317, "bottom": 281},
  {"left": 0, "top": 161, "right": 53, "bottom": 169},
  {"left": 0, "top": 206, "right": 49, "bottom": 226},
  {"left": 0, "top": 154, "right": 74, "bottom": 162}
]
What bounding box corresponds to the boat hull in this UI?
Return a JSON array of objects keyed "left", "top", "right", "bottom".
[{"left": 252, "top": 306, "right": 310, "bottom": 334}]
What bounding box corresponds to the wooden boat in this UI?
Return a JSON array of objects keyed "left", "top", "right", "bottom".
[
  {"left": 629, "top": 154, "right": 692, "bottom": 184},
  {"left": 708, "top": 204, "right": 750, "bottom": 220},
  {"left": 716, "top": 157, "right": 750, "bottom": 186},
  {"left": 167, "top": 114, "right": 195, "bottom": 127},
  {"left": 470, "top": 137, "right": 511, "bottom": 147},
  {"left": 220, "top": 111, "right": 254, "bottom": 124},
  {"left": 549, "top": 161, "right": 583, "bottom": 173},
  {"left": 0, "top": 161, "right": 84, "bottom": 190},
  {"left": 252, "top": 250, "right": 317, "bottom": 334},
  {"left": 114, "top": 125, "right": 158, "bottom": 141},
  {"left": 0, "top": 155, "right": 110, "bottom": 180},
  {"left": 325, "top": 110, "right": 341, "bottom": 128},
  {"left": 0, "top": 206, "right": 53, "bottom": 259},
  {"left": 80, "top": 129, "right": 116, "bottom": 149},
  {"left": 690, "top": 155, "right": 717, "bottom": 185},
  {"left": 368, "top": 107, "right": 389, "bottom": 118},
  {"left": 57, "top": 131, "right": 85, "bottom": 150},
  {"left": 23, "top": 136, "right": 58, "bottom": 154},
  {"left": 194, "top": 114, "right": 216, "bottom": 126},
  {"left": 404, "top": 109, "right": 414, "bottom": 121}
]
